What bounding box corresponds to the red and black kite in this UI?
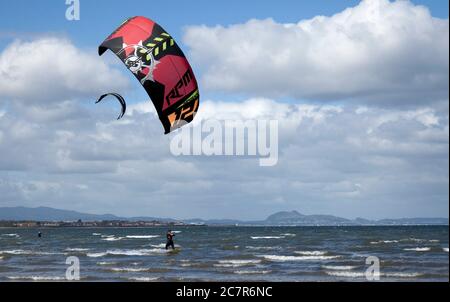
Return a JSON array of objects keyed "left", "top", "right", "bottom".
[{"left": 97, "top": 16, "right": 199, "bottom": 134}]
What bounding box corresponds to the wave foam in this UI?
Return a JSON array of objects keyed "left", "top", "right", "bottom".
[
  {"left": 385, "top": 272, "right": 422, "bottom": 278},
  {"left": 251, "top": 236, "right": 284, "bottom": 239},
  {"left": 245, "top": 246, "right": 281, "bottom": 250},
  {"left": 260, "top": 255, "right": 339, "bottom": 262},
  {"left": 0, "top": 250, "right": 62, "bottom": 256},
  {"left": 326, "top": 271, "right": 423, "bottom": 279},
  {"left": 2, "top": 234, "right": 19, "bottom": 237},
  {"left": 295, "top": 251, "right": 327, "bottom": 256},
  {"left": 126, "top": 235, "right": 160, "bottom": 239},
  {"left": 370, "top": 240, "right": 399, "bottom": 244},
  {"left": 8, "top": 276, "right": 65, "bottom": 281},
  {"left": 403, "top": 247, "right": 431, "bottom": 252},
  {"left": 109, "top": 267, "right": 150, "bottom": 272},
  {"left": 322, "top": 265, "right": 357, "bottom": 270},
  {"left": 215, "top": 259, "right": 261, "bottom": 267},
  {"left": 234, "top": 270, "right": 271, "bottom": 275},
  {"left": 326, "top": 271, "right": 365, "bottom": 278},
  {"left": 96, "top": 261, "right": 117, "bottom": 265},
  {"left": 128, "top": 277, "right": 159, "bottom": 281},
  {"left": 87, "top": 252, "right": 108, "bottom": 258},
  {"left": 65, "top": 248, "right": 90, "bottom": 252},
  {"left": 101, "top": 237, "right": 124, "bottom": 241},
  {"left": 107, "top": 248, "right": 167, "bottom": 256},
  {"left": 443, "top": 248, "right": 449, "bottom": 252}
]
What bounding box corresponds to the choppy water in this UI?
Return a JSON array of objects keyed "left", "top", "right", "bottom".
[{"left": 0, "top": 226, "right": 448, "bottom": 282}]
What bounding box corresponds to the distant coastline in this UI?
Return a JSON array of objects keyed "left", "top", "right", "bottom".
[
  {"left": 0, "top": 220, "right": 200, "bottom": 228},
  {"left": 0, "top": 207, "right": 448, "bottom": 227}
]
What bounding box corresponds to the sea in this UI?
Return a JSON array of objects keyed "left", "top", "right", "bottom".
[{"left": 0, "top": 226, "right": 448, "bottom": 282}]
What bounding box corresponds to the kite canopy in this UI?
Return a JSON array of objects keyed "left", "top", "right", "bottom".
[{"left": 98, "top": 16, "right": 199, "bottom": 134}]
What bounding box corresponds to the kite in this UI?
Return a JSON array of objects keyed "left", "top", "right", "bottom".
[{"left": 97, "top": 16, "right": 200, "bottom": 134}]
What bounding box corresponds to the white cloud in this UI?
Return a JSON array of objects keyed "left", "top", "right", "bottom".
[
  {"left": 0, "top": 94, "right": 448, "bottom": 219},
  {"left": 184, "top": 0, "right": 449, "bottom": 105},
  {"left": 0, "top": 37, "right": 129, "bottom": 104}
]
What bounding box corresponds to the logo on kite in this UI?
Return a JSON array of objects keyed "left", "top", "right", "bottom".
[
  {"left": 96, "top": 16, "right": 200, "bottom": 134},
  {"left": 118, "top": 41, "right": 159, "bottom": 84}
]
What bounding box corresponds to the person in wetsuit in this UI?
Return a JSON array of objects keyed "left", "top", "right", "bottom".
[
  {"left": 165, "top": 230, "right": 175, "bottom": 250},
  {"left": 38, "top": 231, "right": 42, "bottom": 238}
]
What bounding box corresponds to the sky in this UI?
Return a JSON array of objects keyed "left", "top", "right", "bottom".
[{"left": 0, "top": 0, "right": 448, "bottom": 220}]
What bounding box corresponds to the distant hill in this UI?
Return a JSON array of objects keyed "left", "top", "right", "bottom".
[
  {"left": 188, "top": 210, "right": 449, "bottom": 226},
  {"left": 0, "top": 207, "right": 448, "bottom": 226},
  {"left": 0, "top": 206, "right": 176, "bottom": 223}
]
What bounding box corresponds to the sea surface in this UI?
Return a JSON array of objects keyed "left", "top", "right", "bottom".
[{"left": 0, "top": 226, "right": 448, "bottom": 282}]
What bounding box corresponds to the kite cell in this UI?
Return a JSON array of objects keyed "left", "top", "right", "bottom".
[{"left": 97, "top": 16, "right": 199, "bottom": 134}]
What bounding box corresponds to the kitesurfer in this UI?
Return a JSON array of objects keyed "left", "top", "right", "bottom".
[
  {"left": 165, "top": 230, "right": 175, "bottom": 250},
  {"left": 38, "top": 231, "right": 42, "bottom": 238}
]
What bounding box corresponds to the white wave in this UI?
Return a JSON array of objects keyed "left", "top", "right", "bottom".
[
  {"left": 87, "top": 252, "right": 108, "bottom": 258},
  {"left": 0, "top": 250, "right": 28, "bottom": 255},
  {"left": 128, "top": 277, "right": 159, "bottom": 281},
  {"left": 150, "top": 243, "right": 166, "bottom": 248},
  {"left": 0, "top": 256, "right": 3, "bottom": 260},
  {"left": 172, "top": 231, "right": 182, "bottom": 234},
  {"left": 215, "top": 259, "right": 262, "bottom": 267},
  {"left": 251, "top": 236, "right": 284, "bottom": 239},
  {"left": 281, "top": 233, "right": 296, "bottom": 237},
  {"left": 109, "top": 267, "right": 150, "bottom": 272},
  {"left": 106, "top": 248, "right": 167, "bottom": 256},
  {"left": 234, "top": 270, "right": 271, "bottom": 275},
  {"left": 219, "top": 259, "right": 261, "bottom": 264},
  {"left": 260, "top": 255, "right": 339, "bottom": 262},
  {"left": 8, "top": 276, "right": 65, "bottom": 281},
  {"left": 295, "top": 251, "right": 327, "bottom": 256},
  {"left": 326, "top": 271, "right": 365, "bottom": 278},
  {"left": 101, "top": 237, "right": 124, "bottom": 241},
  {"left": 65, "top": 248, "right": 90, "bottom": 252},
  {"left": 370, "top": 240, "right": 399, "bottom": 244},
  {"left": 126, "top": 235, "right": 160, "bottom": 239},
  {"left": 92, "top": 233, "right": 102, "bottom": 236},
  {"left": 0, "top": 249, "right": 62, "bottom": 256},
  {"left": 403, "top": 247, "right": 431, "bottom": 252},
  {"left": 401, "top": 238, "right": 426, "bottom": 242},
  {"left": 96, "top": 261, "right": 117, "bottom": 265},
  {"left": 245, "top": 246, "right": 281, "bottom": 250},
  {"left": 443, "top": 248, "right": 449, "bottom": 252},
  {"left": 385, "top": 272, "right": 422, "bottom": 278},
  {"left": 429, "top": 240, "right": 440, "bottom": 243},
  {"left": 322, "top": 265, "right": 357, "bottom": 271},
  {"left": 2, "top": 234, "right": 19, "bottom": 237},
  {"left": 214, "top": 259, "right": 261, "bottom": 267}
]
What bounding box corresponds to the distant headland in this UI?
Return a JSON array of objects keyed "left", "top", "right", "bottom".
[{"left": 0, "top": 207, "right": 448, "bottom": 227}]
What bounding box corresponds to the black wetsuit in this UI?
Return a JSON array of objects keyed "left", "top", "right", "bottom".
[{"left": 166, "top": 232, "right": 175, "bottom": 250}]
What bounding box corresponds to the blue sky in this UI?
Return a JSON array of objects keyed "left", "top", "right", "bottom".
[
  {"left": 1, "top": 0, "right": 448, "bottom": 46},
  {"left": 0, "top": 1, "right": 448, "bottom": 219}
]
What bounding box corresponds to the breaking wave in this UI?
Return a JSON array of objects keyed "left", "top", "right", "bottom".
[
  {"left": 403, "top": 247, "right": 431, "bottom": 252},
  {"left": 295, "top": 251, "right": 327, "bottom": 256},
  {"left": 251, "top": 236, "right": 284, "bottom": 239},
  {"left": 260, "top": 255, "right": 339, "bottom": 262},
  {"left": 126, "top": 235, "right": 160, "bottom": 239}
]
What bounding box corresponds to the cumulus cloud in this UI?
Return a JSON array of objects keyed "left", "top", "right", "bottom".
[
  {"left": 0, "top": 93, "right": 448, "bottom": 219},
  {"left": 0, "top": 37, "right": 129, "bottom": 104},
  {"left": 184, "top": 0, "right": 449, "bottom": 105}
]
